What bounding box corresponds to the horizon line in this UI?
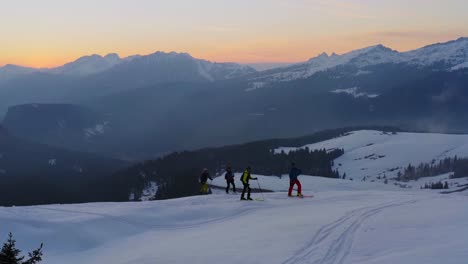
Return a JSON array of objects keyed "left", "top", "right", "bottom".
[{"left": 2, "top": 36, "right": 467, "bottom": 69}]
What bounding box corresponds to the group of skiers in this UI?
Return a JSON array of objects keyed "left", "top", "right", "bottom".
[{"left": 199, "top": 163, "right": 303, "bottom": 200}]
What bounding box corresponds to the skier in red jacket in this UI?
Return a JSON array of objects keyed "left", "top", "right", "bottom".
[{"left": 288, "top": 163, "right": 303, "bottom": 197}]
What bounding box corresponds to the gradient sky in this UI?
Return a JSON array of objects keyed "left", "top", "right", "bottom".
[{"left": 1, "top": 0, "right": 468, "bottom": 67}]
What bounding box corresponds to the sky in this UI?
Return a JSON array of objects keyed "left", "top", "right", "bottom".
[{"left": 1, "top": 0, "right": 468, "bottom": 67}]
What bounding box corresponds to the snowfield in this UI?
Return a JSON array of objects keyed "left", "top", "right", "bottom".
[
  {"left": 276, "top": 130, "right": 468, "bottom": 182},
  {"left": 2, "top": 130, "right": 468, "bottom": 263},
  {"left": 1, "top": 176, "right": 468, "bottom": 264}
]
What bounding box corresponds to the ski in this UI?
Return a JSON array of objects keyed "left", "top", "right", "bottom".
[{"left": 289, "top": 195, "right": 314, "bottom": 198}]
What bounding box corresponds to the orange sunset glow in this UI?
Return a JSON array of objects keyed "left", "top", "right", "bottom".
[{"left": 1, "top": 0, "right": 468, "bottom": 67}]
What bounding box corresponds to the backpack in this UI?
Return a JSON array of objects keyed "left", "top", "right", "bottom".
[{"left": 225, "top": 171, "right": 234, "bottom": 181}]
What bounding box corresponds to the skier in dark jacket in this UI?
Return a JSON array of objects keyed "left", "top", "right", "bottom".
[
  {"left": 240, "top": 166, "right": 257, "bottom": 200},
  {"left": 200, "top": 168, "right": 213, "bottom": 194},
  {"left": 288, "top": 163, "right": 303, "bottom": 197},
  {"left": 225, "top": 165, "right": 236, "bottom": 194}
]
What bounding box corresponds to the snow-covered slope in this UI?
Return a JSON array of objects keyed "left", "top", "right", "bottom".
[
  {"left": 405, "top": 37, "right": 468, "bottom": 68},
  {"left": 1, "top": 177, "right": 467, "bottom": 264},
  {"left": 254, "top": 37, "right": 468, "bottom": 83},
  {"left": 276, "top": 130, "right": 468, "bottom": 182}
]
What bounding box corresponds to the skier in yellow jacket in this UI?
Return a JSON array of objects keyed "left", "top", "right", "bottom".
[{"left": 240, "top": 166, "right": 257, "bottom": 200}]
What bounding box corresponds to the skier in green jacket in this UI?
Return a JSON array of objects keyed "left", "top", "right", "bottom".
[{"left": 240, "top": 166, "right": 257, "bottom": 200}]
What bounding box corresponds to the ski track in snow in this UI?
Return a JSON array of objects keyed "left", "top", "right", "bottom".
[
  {"left": 33, "top": 204, "right": 263, "bottom": 231},
  {"left": 32, "top": 194, "right": 356, "bottom": 232},
  {"left": 282, "top": 199, "right": 417, "bottom": 264}
]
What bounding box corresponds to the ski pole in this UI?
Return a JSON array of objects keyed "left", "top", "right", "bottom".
[{"left": 256, "top": 179, "right": 265, "bottom": 201}]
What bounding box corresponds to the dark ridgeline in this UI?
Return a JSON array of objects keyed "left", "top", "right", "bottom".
[{"left": 0, "top": 125, "right": 131, "bottom": 206}]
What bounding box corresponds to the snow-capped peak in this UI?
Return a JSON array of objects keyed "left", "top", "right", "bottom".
[
  {"left": 255, "top": 44, "right": 397, "bottom": 82},
  {"left": 50, "top": 54, "right": 123, "bottom": 76},
  {"left": 347, "top": 44, "right": 399, "bottom": 67},
  {"left": 309, "top": 52, "right": 329, "bottom": 61},
  {"left": 404, "top": 37, "right": 468, "bottom": 68}
]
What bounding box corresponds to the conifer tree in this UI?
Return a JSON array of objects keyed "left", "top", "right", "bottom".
[{"left": 0, "top": 233, "right": 43, "bottom": 264}]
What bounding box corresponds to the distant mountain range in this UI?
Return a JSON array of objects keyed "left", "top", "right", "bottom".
[
  {"left": 2, "top": 37, "right": 467, "bottom": 83},
  {"left": 0, "top": 51, "right": 256, "bottom": 81},
  {"left": 2, "top": 37, "right": 468, "bottom": 160},
  {"left": 0, "top": 51, "right": 256, "bottom": 113}
]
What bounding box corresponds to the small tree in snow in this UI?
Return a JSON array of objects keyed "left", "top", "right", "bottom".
[{"left": 0, "top": 233, "right": 43, "bottom": 264}]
